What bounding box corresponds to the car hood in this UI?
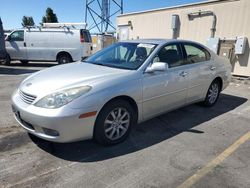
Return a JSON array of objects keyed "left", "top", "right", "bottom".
[{"left": 19, "top": 62, "right": 131, "bottom": 96}]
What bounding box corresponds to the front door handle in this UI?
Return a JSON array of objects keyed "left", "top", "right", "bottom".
[
  {"left": 210, "top": 66, "right": 216, "bottom": 70},
  {"left": 179, "top": 71, "right": 188, "bottom": 77},
  {"left": 24, "top": 42, "right": 26, "bottom": 47}
]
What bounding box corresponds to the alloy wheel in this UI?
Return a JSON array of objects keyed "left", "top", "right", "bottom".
[
  {"left": 104, "top": 107, "right": 130, "bottom": 141},
  {"left": 208, "top": 82, "right": 219, "bottom": 104}
]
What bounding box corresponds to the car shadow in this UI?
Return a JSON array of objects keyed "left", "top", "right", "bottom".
[
  {"left": 0, "top": 66, "right": 40, "bottom": 75},
  {"left": 30, "top": 93, "right": 247, "bottom": 162},
  {"left": 0, "top": 62, "right": 56, "bottom": 75},
  {"left": 10, "top": 62, "right": 56, "bottom": 68}
]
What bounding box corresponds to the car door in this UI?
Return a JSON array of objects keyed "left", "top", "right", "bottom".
[
  {"left": 5, "top": 30, "right": 27, "bottom": 60},
  {"left": 181, "top": 43, "right": 214, "bottom": 103},
  {"left": 142, "top": 43, "right": 189, "bottom": 120}
]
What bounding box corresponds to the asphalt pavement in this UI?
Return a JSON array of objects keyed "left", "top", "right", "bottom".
[{"left": 0, "top": 62, "right": 249, "bottom": 188}]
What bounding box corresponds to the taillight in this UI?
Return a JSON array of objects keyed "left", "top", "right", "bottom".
[{"left": 80, "top": 33, "right": 85, "bottom": 43}]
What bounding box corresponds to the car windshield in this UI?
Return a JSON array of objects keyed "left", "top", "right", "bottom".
[{"left": 84, "top": 42, "right": 157, "bottom": 70}]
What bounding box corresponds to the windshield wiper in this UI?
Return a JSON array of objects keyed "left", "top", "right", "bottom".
[
  {"left": 82, "top": 60, "right": 94, "bottom": 63},
  {"left": 92, "top": 62, "right": 106, "bottom": 66},
  {"left": 88, "top": 62, "right": 131, "bottom": 70},
  {"left": 83, "top": 61, "right": 111, "bottom": 67}
]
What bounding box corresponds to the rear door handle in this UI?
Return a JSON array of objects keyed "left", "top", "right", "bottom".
[
  {"left": 210, "top": 66, "right": 216, "bottom": 70},
  {"left": 179, "top": 71, "right": 188, "bottom": 77}
]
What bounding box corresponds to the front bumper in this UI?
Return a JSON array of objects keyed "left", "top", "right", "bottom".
[{"left": 11, "top": 91, "right": 98, "bottom": 143}]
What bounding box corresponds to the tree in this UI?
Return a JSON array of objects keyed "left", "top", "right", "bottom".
[
  {"left": 41, "top": 7, "right": 58, "bottom": 24},
  {"left": 22, "top": 16, "right": 35, "bottom": 27}
]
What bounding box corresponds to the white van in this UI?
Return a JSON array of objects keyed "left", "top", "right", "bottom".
[{"left": 4, "top": 23, "right": 92, "bottom": 65}]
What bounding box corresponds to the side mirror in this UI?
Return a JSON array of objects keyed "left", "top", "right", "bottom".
[
  {"left": 145, "top": 62, "right": 169, "bottom": 73},
  {"left": 5, "top": 36, "right": 10, "bottom": 41}
]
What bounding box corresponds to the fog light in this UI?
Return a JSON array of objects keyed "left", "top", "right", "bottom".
[{"left": 43, "top": 128, "right": 59, "bottom": 137}]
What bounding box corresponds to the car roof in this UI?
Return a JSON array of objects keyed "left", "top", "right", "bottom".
[
  {"left": 122, "top": 39, "right": 170, "bottom": 45},
  {"left": 120, "top": 39, "right": 211, "bottom": 52},
  {"left": 121, "top": 39, "right": 204, "bottom": 45}
]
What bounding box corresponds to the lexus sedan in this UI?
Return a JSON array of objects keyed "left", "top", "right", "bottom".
[{"left": 11, "top": 39, "right": 231, "bottom": 145}]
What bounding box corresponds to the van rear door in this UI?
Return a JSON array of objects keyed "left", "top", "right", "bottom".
[{"left": 80, "top": 29, "right": 92, "bottom": 58}]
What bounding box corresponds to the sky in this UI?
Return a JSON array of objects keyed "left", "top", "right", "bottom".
[{"left": 0, "top": 0, "right": 206, "bottom": 31}]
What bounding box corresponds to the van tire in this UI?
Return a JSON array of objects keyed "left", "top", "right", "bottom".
[
  {"left": 2, "top": 54, "right": 11, "bottom": 66},
  {"left": 57, "top": 53, "right": 72, "bottom": 64},
  {"left": 20, "top": 60, "right": 29, "bottom": 65}
]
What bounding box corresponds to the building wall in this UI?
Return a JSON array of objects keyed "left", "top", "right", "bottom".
[{"left": 117, "top": 0, "right": 250, "bottom": 76}]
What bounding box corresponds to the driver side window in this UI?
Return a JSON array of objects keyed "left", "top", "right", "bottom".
[
  {"left": 154, "top": 44, "right": 183, "bottom": 68},
  {"left": 10, "top": 31, "right": 24, "bottom": 41}
]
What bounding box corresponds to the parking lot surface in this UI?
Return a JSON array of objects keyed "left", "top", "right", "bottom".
[{"left": 0, "top": 63, "right": 250, "bottom": 188}]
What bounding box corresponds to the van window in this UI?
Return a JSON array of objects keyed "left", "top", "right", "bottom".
[
  {"left": 10, "top": 31, "right": 24, "bottom": 41},
  {"left": 80, "top": 30, "right": 92, "bottom": 43}
]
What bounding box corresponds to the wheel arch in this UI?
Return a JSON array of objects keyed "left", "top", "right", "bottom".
[
  {"left": 213, "top": 76, "right": 223, "bottom": 91},
  {"left": 93, "top": 95, "right": 139, "bottom": 134},
  {"left": 99, "top": 95, "right": 138, "bottom": 120},
  {"left": 56, "top": 51, "right": 73, "bottom": 62}
]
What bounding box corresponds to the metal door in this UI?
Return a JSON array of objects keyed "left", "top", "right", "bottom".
[
  {"left": 142, "top": 43, "right": 188, "bottom": 120},
  {"left": 182, "top": 43, "right": 214, "bottom": 103},
  {"left": 5, "top": 30, "right": 27, "bottom": 60},
  {"left": 119, "top": 26, "right": 129, "bottom": 41},
  {"left": 142, "top": 67, "right": 189, "bottom": 120}
]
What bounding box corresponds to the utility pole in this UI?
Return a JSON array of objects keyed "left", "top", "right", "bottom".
[{"left": 85, "top": 0, "right": 123, "bottom": 33}]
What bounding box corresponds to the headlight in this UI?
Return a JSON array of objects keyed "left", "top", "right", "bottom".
[{"left": 34, "top": 86, "right": 91, "bottom": 109}]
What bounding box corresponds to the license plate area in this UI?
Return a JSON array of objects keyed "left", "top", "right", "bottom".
[{"left": 12, "top": 105, "right": 35, "bottom": 131}]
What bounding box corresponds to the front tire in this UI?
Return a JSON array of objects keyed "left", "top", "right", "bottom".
[
  {"left": 94, "top": 100, "right": 136, "bottom": 145},
  {"left": 2, "top": 54, "right": 11, "bottom": 66},
  {"left": 203, "top": 80, "right": 221, "bottom": 107}
]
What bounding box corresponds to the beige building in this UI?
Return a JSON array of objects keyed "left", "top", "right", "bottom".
[{"left": 117, "top": 0, "right": 250, "bottom": 77}]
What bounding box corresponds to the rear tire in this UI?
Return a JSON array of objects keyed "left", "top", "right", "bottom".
[
  {"left": 94, "top": 99, "right": 136, "bottom": 145},
  {"left": 57, "top": 53, "right": 72, "bottom": 64},
  {"left": 202, "top": 79, "right": 221, "bottom": 107},
  {"left": 20, "top": 60, "right": 29, "bottom": 65},
  {"left": 2, "top": 54, "right": 11, "bottom": 66}
]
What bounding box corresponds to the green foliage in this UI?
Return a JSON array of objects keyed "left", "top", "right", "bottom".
[
  {"left": 41, "top": 7, "right": 58, "bottom": 23},
  {"left": 22, "top": 16, "right": 35, "bottom": 27}
]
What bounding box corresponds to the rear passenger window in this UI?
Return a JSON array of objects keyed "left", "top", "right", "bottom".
[
  {"left": 184, "top": 44, "right": 210, "bottom": 64},
  {"left": 155, "top": 44, "right": 183, "bottom": 68}
]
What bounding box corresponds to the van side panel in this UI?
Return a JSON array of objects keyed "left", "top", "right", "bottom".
[
  {"left": 25, "top": 28, "right": 88, "bottom": 62},
  {"left": 26, "top": 30, "right": 55, "bottom": 61},
  {"left": 51, "top": 30, "right": 81, "bottom": 61}
]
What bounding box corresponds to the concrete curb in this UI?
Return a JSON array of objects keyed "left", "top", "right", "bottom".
[{"left": 231, "top": 76, "right": 250, "bottom": 85}]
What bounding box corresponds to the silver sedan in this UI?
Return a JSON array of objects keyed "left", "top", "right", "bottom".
[{"left": 11, "top": 39, "right": 231, "bottom": 145}]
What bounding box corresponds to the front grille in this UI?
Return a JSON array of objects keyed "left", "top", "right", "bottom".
[{"left": 19, "top": 90, "right": 37, "bottom": 104}]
